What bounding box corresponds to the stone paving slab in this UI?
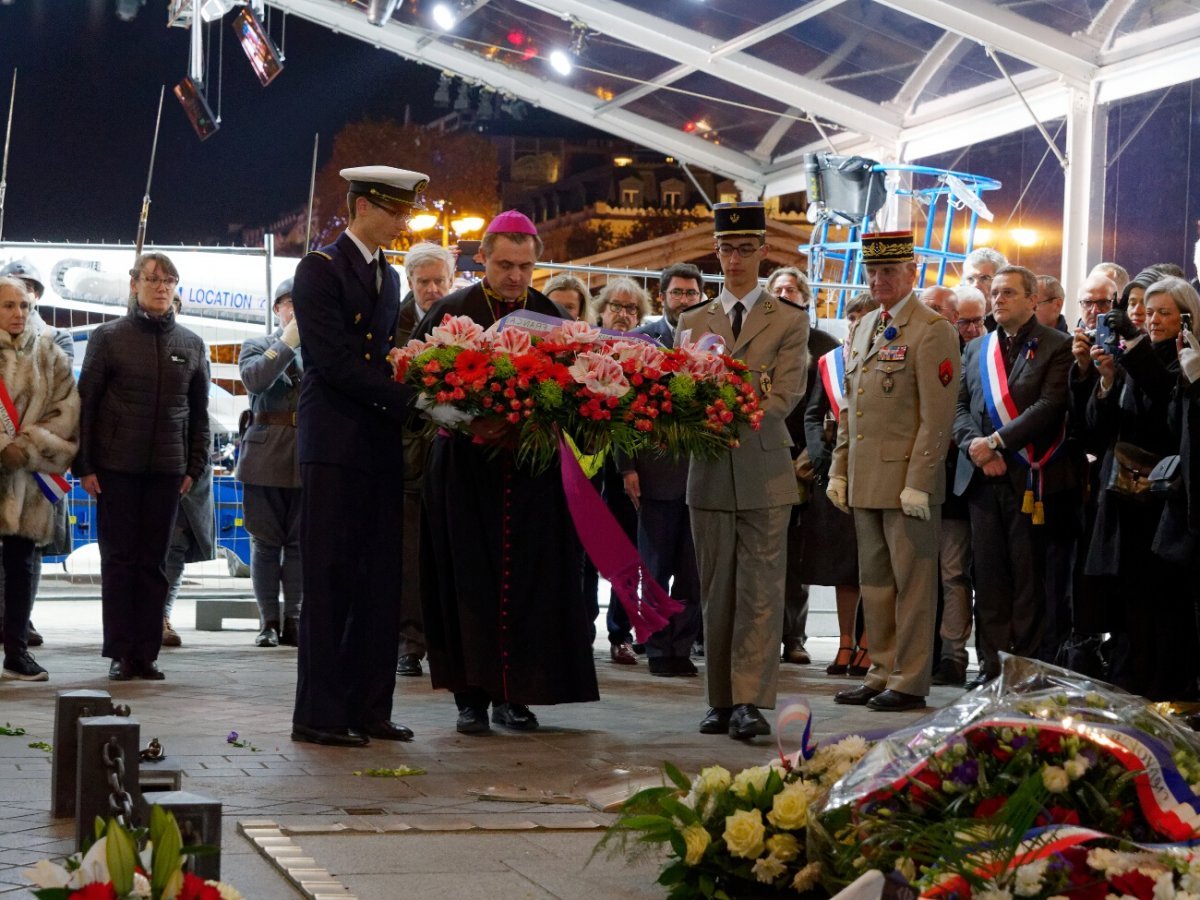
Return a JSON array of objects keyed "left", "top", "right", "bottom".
[{"left": 0, "top": 598, "right": 976, "bottom": 897}]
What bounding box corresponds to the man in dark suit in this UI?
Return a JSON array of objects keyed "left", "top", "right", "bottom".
[
  {"left": 621, "top": 262, "right": 707, "bottom": 676},
  {"left": 290, "top": 166, "right": 426, "bottom": 747},
  {"left": 238, "top": 279, "right": 303, "bottom": 649},
  {"left": 953, "top": 265, "right": 1073, "bottom": 687}
]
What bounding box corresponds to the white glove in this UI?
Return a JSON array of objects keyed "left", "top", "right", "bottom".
[
  {"left": 826, "top": 475, "right": 849, "bottom": 513},
  {"left": 1181, "top": 330, "right": 1200, "bottom": 384},
  {"left": 280, "top": 318, "right": 300, "bottom": 349},
  {"left": 415, "top": 393, "right": 472, "bottom": 427},
  {"left": 899, "top": 486, "right": 931, "bottom": 520}
]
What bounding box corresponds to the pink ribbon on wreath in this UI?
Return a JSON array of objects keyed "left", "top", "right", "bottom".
[{"left": 557, "top": 435, "right": 684, "bottom": 643}]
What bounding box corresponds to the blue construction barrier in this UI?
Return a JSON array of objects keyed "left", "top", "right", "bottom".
[{"left": 44, "top": 474, "right": 251, "bottom": 568}]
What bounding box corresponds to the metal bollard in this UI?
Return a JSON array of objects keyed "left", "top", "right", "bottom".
[
  {"left": 75, "top": 716, "right": 141, "bottom": 852},
  {"left": 153, "top": 791, "right": 222, "bottom": 880},
  {"left": 52, "top": 691, "right": 129, "bottom": 819}
]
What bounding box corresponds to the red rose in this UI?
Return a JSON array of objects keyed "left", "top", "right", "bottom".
[
  {"left": 1109, "top": 870, "right": 1156, "bottom": 900},
  {"left": 176, "top": 873, "right": 223, "bottom": 900},
  {"left": 1037, "top": 730, "right": 1063, "bottom": 754},
  {"left": 909, "top": 768, "right": 942, "bottom": 806},
  {"left": 974, "top": 796, "right": 1007, "bottom": 818},
  {"left": 1036, "top": 806, "right": 1081, "bottom": 826},
  {"left": 69, "top": 885, "right": 119, "bottom": 900}
]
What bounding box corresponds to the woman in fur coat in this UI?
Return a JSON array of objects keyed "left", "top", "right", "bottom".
[{"left": 0, "top": 276, "right": 80, "bottom": 682}]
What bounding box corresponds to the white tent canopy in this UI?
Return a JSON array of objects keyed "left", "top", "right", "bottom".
[{"left": 263, "top": 0, "right": 1200, "bottom": 290}]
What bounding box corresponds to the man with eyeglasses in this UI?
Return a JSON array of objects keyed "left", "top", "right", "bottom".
[
  {"left": 290, "top": 166, "right": 428, "bottom": 747},
  {"left": 954, "top": 289, "right": 988, "bottom": 347},
  {"left": 679, "top": 202, "right": 809, "bottom": 740},
  {"left": 76, "top": 252, "right": 209, "bottom": 683},
  {"left": 963, "top": 247, "right": 1008, "bottom": 333},
  {"left": 621, "top": 263, "right": 707, "bottom": 677}
]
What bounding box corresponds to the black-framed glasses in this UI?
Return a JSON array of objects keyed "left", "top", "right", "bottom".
[
  {"left": 1080, "top": 298, "right": 1113, "bottom": 310},
  {"left": 606, "top": 302, "right": 640, "bottom": 315},
  {"left": 140, "top": 274, "right": 180, "bottom": 288},
  {"left": 716, "top": 243, "right": 762, "bottom": 258},
  {"left": 667, "top": 288, "right": 702, "bottom": 299},
  {"left": 958, "top": 316, "right": 985, "bottom": 326}
]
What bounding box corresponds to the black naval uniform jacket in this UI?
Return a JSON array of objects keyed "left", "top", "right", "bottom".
[{"left": 292, "top": 232, "right": 414, "bottom": 472}]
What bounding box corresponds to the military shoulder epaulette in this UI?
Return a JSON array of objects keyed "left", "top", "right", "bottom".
[{"left": 307, "top": 250, "right": 332, "bottom": 261}]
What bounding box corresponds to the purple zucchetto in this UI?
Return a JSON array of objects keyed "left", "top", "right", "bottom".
[{"left": 485, "top": 209, "right": 538, "bottom": 236}]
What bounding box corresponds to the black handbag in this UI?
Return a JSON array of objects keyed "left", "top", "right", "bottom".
[{"left": 1106, "top": 442, "right": 1175, "bottom": 501}]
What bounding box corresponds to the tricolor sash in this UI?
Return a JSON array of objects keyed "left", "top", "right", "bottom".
[
  {"left": 978, "top": 331, "right": 1065, "bottom": 523},
  {"left": 0, "top": 376, "right": 70, "bottom": 504},
  {"left": 817, "top": 346, "right": 847, "bottom": 415}
]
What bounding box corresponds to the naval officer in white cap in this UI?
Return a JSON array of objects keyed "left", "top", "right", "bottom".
[{"left": 290, "top": 165, "right": 426, "bottom": 747}]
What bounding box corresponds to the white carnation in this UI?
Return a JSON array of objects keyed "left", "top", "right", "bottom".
[
  {"left": 1014, "top": 859, "right": 1047, "bottom": 897},
  {"left": 1042, "top": 765, "right": 1069, "bottom": 793},
  {"left": 1064, "top": 756, "right": 1090, "bottom": 780}
]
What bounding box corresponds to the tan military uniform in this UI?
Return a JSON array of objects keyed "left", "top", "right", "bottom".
[
  {"left": 830, "top": 292, "right": 960, "bottom": 697},
  {"left": 680, "top": 290, "right": 809, "bottom": 709}
]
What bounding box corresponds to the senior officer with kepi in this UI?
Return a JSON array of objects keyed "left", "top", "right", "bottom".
[
  {"left": 290, "top": 166, "right": 425, "bottom": 747},
  {"left": 678, "top": 201, "right": 809, "bottom": 740},
  {"left": 827, "top": 232, "right": 960, "bottom": 712}
]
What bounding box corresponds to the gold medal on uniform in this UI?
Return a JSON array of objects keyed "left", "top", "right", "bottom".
[{"left": 881, "top": 373, "right": 895, "bottom": 394}]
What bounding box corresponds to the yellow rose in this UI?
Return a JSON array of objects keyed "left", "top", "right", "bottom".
[
  {"left": 731, "top": 765, "right": 772, "bottom": 800},
  {"left": 766, "top": 781, "right": 812, "bottom": 830},
  {"left": 682, "top": 824, "right": 710, "bottom": 866},
  {"left": 695, "top": 765, "right": 732, "bottom": 794},
  {"left": 723, "top": 808, "right": 766, "bottom": 860},
  {"left": 766, "top": 833, "right": 800, "bottom": 862}
]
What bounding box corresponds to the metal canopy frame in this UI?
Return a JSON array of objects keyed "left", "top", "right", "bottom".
[{"left": 264, "top": 0, "right": 1200, "bottom": 291}]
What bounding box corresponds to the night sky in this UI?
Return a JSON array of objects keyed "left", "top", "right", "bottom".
[{"left": 0, "top": 0, "right": 464, "bottom": 244}]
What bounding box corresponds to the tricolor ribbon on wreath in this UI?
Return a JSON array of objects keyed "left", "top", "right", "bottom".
[
  {"left": 0, "top": 377, "right": 71, "bottom": 504},
  {"left": 978, "top": 331, "right": 1065, "bottom": 525},
  {"left": 817, "top": 346, "right": 847, "bottom": 415}
]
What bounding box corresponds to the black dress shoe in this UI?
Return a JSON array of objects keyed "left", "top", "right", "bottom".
[
  {"left": 834, "top": 684, "right": 882, "bottom": 706},
  {"left": 673, "top": 657, "right": 698, "bottom": 677},
  {"left": 866, "top": 689, "right": 926, "bottom": 712},
  {"left": 932, "top": 659, "right": 967, "bottom": 686},
  {"left": 255, "top": 625, "right": 280, "bottom": 648},
  {"left": 108, "top": 659, "right": 135, "bottom": 681},
  {"left": 291, "top": 724, "right": 369, "bottom": 747},
  {"left": 279, "top": 618, "right": 300, "bottom": 647},
  {"left": 136, "top": 660, "right": 165, "bottom": 680},
  {"left": 965, "top": 673, "right": 997, "bottom": 691},
  {"left": 456, "top": 707, "right": 491, "bottom": 735},
  {"left": 699, "top": 707, "right": 732, "bottom": 734},
  {"left": 729, "top": 704, "right": 771, "bottom": 740},
  {"left": 362, "top": 721, "right": 414, "bottom": 741},
  {"left": 648, "top": 657, "right": 677, "bottom": 677},
  {"left": 492, "top": 702, "right": 538, "bottom": 731},
  {"left": 395, "top": 654, "right": 423, "bottom": 677},
  {"left": 26, "top": 621, "right": 43, "bottom": 647}
]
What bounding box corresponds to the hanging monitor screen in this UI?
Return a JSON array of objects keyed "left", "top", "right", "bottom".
[
  {"left": 233, "top": 8, "right": 284, "bottom": 87},
  {"left": 174, "top": 76, "right": 219, "bottom": 141}
]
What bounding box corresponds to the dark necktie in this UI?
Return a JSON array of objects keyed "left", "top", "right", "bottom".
[
  {"left": 368, "top": 259, "right": 380, "bottom": 296},
  {"left": 999, "top": 330, "right": 1013, "bottom": 367},
  {"left": 730, "top": 301, "right": 744, "bottom": 340}
]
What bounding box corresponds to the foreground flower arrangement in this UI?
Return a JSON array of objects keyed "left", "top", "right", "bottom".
[
  {"left": 25, "top": 807, "right": 242, "bottom": 900},
  {"left": 603, "top": 657, "right": 1200, "bottom": 899},
  {"left": 390, "top": 314, "right": 763, "bottom": 473}
]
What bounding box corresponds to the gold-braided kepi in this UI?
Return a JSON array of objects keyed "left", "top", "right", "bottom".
[
  {"left": 860, "top": 231, "right": 915, "bottom": 265},
  {"left": 713, "top": 201, "right": 766, "bottom": 237}
]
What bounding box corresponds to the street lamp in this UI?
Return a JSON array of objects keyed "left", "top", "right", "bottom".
[
  {"left": 409, "top": 202, "right": 484, "bottom": 246},
  {"left": 451, "top": 216, "right": 485, "bottom": 237}
]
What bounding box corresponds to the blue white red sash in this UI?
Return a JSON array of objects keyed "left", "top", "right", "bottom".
[
  {"left": 817, "top": 347, "right": 847, "bottom": 415},
  {"left": 978, "top": 331, "right": 1065, "bottom": 522},
  {"left": 0, "top": 377, "right": 70, "bottom": 504}
]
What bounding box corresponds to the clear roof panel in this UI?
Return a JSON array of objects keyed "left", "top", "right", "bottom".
[
  {"left": 914, "top": 45, "right": 1036, "bottom": 108},
  {"left": 649, "top": 0, "right": 822, "bottom": 44},
  {"left": 1005, "top": 0, "right": 1097, "bottom": 34},
  {"left": 1114, "top": 0, "right": 1200, "bottom": 40},
  {"left": 620, "top": 70, "right": 807, "bottom": 155}
]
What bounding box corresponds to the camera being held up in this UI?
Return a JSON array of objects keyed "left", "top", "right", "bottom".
[{"left": 1093, "top": 307, "right": 1142, "bottom": 361}]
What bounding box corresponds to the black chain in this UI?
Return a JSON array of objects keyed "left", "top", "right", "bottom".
[{"left": 102, "top": 737, "right": 134, "bottom": 827}]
